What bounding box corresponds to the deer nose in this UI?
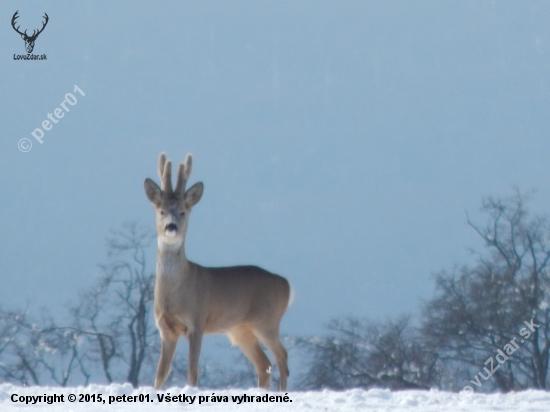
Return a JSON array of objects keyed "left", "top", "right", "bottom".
[{"left": 165, "top": 223, "right": 178, "bottom": 232}]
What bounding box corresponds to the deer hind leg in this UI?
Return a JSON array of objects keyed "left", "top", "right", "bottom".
[
  {"left": 255, "top": 328, "right": 289, "bottom": 391},
  {"left": 154, "top": 333, "right": 178, "bottom": 389},
  {"left": 229, "top": 327, "right": 272, "bottom": 389}
]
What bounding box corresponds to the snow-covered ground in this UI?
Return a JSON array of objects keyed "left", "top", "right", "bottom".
[{"left": 2, "top": 384, "right": 550, "bottom": 411}]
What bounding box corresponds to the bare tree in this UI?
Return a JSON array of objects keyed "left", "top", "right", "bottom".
[
  {"left": 423, "top": 190, "right": 550, "bottom": 392},
  {"left": 71, "top": 284, "right": 117, "bottom": 383},
  {"left": 71, "top": 221, "right": 157, "bottom": 387},
  {"left": 0, "top": 307, "right": 88, "bottom": 386},
  {"left": 0, "top": 308, "right": 39, "bottom": 385},
  {"left": 298, "top": 316, "right": 438, "bottom": 390}
]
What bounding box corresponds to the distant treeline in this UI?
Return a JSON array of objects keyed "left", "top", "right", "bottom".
[{"left": 2, "top": 191, "right": 550, "bottom": 393}]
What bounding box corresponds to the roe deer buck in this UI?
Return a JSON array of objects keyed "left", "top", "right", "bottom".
[{"left": 144, "top": 153, "right": 291, "bottom": 390}]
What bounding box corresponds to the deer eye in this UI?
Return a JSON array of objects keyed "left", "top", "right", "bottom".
[
  {"left": 159, "top": 210, "right": 165, "bottom": 216},
  {"left": 180, "top": 212, "right": 185, "bottom": 217}
]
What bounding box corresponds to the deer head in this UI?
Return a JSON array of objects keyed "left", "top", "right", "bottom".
[
  {"left": 11, "top": 11, "right": 49, "bottom": 54},
  {"left": 144, "top": 153, "right": 204, "bottom": 247}
]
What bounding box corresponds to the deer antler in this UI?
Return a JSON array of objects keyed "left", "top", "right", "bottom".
[
  {"left": 175, "top": 154, "right": 193, "bottom": 196},
  {"left": 158, "top": 153, "right": 167, "bottom": 181},
  {"left": 157, "top": 153, "right": 173, "bottom": 194},
  {"left": 11, "top": 11, "right": 49, "bottom": 40},
  {"left": 11, "top": 11, "right": 26, "bottom": 37},
  {"left": 29, "top": 13, "right": 49, "bottom": 40}
]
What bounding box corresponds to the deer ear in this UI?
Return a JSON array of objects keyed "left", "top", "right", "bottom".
[
  {"left": 144, "top": 178, "right": 162, "bottom": 206},
  {"left": 184, "top": 182, "right": 203, "bottom": 207}
]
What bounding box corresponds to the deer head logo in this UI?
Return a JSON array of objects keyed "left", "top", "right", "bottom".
[{"left": 11, "top": 11, "right": 49, "bottom": 54}]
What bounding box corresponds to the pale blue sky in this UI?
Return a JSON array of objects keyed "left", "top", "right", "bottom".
[{"left": 2, "top": 1, "right": 550, "bottom": 337}]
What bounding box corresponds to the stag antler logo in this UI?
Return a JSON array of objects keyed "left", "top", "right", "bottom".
[{"left": 11, "top": 11, "right": 49, "bottom": 54}]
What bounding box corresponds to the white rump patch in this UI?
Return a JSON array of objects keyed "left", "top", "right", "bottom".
[{"left": 288, "top": 284, "right": 295, "bottom": 307}]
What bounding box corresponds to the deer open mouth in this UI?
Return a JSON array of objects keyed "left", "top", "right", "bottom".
[{"left": 165, "top": 223, "right": 178, "bottom": 237}]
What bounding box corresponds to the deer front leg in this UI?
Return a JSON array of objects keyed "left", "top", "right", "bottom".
[
  {"left": 187, "top": 330, "right": 203, "bottom": 386},
  {"left": 154, "top": 334, "right": 178, "bottom": 389}
]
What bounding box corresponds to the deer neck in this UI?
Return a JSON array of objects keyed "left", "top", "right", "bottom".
[{"left": 156, "top": 237, "right": 190, "bottom": 278}]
